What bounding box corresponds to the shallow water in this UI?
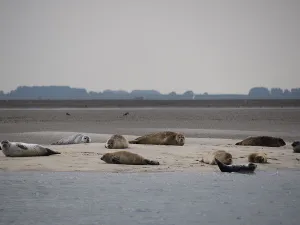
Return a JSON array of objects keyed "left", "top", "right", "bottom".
[{"left": 0, "top": 171, "right": 300, "bottom": 225}]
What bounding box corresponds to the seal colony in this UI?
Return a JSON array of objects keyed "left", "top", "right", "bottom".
[
  {"left": 0, "top": 140, "right": 60, "bottom": 157},
  {"left": 0, "top": 132, "right": 297, "bottom": 173}
]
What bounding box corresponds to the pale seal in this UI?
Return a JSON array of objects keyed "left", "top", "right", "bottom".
[
  {"left": 105, "top": 134, "right": 129, "bottom": 149},
  {"left": 51, "top": 133, "right": 91, "bottom": 145},
  {"left": 248, "top": 152, "right": 268, "bottom": 163},
  {"left": 291, "top": 141, "right": 300, "bottom": 153},
  {"left": 235, "top": 136, "right": 286, "bottom": 147},
  {"left": 201, "top": 150, "right": 233, "bottom": 165},
  {"left": 215, "top": 158, "right": 257, "bottom": 173},
  {"left": 0, "top": 140, "right": 61, "bottom": 157},
  {"left": 100, "top": 151, "right": 160, "bottom": 165},
  {"left": 129, "top": 131, "right": 185, "bottom": 146}
]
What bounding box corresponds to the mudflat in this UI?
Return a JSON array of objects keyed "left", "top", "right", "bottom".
[{"left": 0, "top": 105, "right": 299, "bottom": 172}]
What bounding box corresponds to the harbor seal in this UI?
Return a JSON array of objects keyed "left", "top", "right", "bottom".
[
  {"left": 0, "top": 140, "right": 61, "bottom": 157},
  {"left": 248, "top": 152, "right": 268, "bottom": 163},
  {"left": 291, "top": 141, "right": 300, "bottom": 153},
  {"left": 235, "top": 136, "right": 286, "bottom": 147},
  {"left": 201, "top": 150, "right": 233, "bottom": 165},
  {"left": 128, "top": 131, "right": 185, "bottom": 146},
  {"left": 100, "top": 151, "right": 160, "bottom": 165},
  {"left": 105, "top": 134, "right": 129, "bottom": 149},
  {"left": 51, "top": 133, "right": 91, "bottom": 145},
  {"left": 215, "top": 158, "right": 257, "bottom": 173}
]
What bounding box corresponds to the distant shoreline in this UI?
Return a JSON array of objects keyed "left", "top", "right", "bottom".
[{"left": 0, "top": 99, "right": 300, "bottom": 108}]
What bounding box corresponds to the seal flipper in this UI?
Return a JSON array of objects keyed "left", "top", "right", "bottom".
[
  {"left": 16, "top": 144, "right": 28, "bottom": 150},
  {"left": 215, "top": 157, "right": 232, "bottom": 172},
  {"left": 111, "top": 156, "right": 121, "bottom": 164},
  {"left": 45, "top": 148, "right": 61, "bottom": 156},
  {"left": 128, "top": 140, "right": 138, "bottom": 144},
  {"left": 144, "top": 159, "right": 160, "bottom": 165}
]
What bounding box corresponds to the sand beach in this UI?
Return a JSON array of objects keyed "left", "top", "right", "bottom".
[{"left": 0, "top": 102, "right": 299, "bottom": 172}]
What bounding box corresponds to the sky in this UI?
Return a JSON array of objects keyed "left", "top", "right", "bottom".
[{"left": 0, "top": 0, "right": 300, "bottom": 94}]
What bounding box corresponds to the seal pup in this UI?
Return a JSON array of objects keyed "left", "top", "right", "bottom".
[
  {"left": 248, "top": 152, "right": 268, "bottom": 163},
  {"left": 51, "top": 133, "right": 91, "bottom": 145},
  {"left": 129, "top": 131, "right": 185, "bottom": 146},
  {"left": 235, "top": 136, "right": 286, "bottom": 147},
  {"left": 100, "top": 151, "right": 160, "bottom": 165},
  {"left": 215, "top": 158, "right": 257, "bottom": 173},
  {"left": 201, "top": 150, "right": 233, "bottom": 165},
  {"left": 291, "top": 141, "right": 300, "bottom": 153},
  {"left": 0, "top": 140, "right": 60, "bottom": 157},
  {"left": 105, "top": 134, "right": 129, "bottom": 149}
]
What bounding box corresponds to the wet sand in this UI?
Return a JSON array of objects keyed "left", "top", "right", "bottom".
[
  {"left": 0, "top": 106, "right": 299, "bottom": 172},
  {"left": 1, "top": 99, "right": 300, "bottom": 108}
]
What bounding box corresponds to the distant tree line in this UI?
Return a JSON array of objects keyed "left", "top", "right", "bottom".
[{"left": 0, "top": 86, "right": 299, "bottom": 100}]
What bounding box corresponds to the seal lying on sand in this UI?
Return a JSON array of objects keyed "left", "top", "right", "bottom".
[
  {"left": 100, "top": 151, "right": 160, "bottom": 165},
  {"left": 248, "top": 152, "right": 268, "bottom": 163},
  {"left": 215, "top": 158, "right": 257, "bottom": 173},
  {"left": 129, "top": 131, "right": 185, "bottom": 146},
  {"left": 0, "top": 140, "right": 60, "bottom": 157},
  {"left": 51, "top": 133, "right": 91, "bottom": 145},
  {"left": 291, "top": 141, "right": 300, "bottom": 153},
  {"left": 235, "top": 136, "right": 286, "bottom": 147},
  {"left": 105, "top": 134, "right": 129, "bottom": 149},
  {"left": 201, "top": 150, "right": 232, "bottom": 165}
]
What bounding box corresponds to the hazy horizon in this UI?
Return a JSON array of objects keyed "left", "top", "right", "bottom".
[{"left": 1, "top": 0, "right": 300, "bottom": 94}]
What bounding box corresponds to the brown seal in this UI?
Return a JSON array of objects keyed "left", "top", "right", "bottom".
[
  {"left": 100, "top": 151, "right": 160, "bottom": 165},
  {"left": 248, "top": 152, "right": 268, "bottom": 163},
  {"left": 129, "top": 131, "right": 185, "bottom": 146},
  {"left": 201, "top": 150, "right": 233, "bottom": 165},
  {"left": 235, "top": 136, "right": 286, "bottom": 147},
  {"left": 105, "top": 134, "right": 129, "bottom": 149}
]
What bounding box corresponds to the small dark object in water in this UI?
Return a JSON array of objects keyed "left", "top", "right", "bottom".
[
  {"left": 215, "top": 158, "right": 257, "bottom": 173},
  {"left": 123, "top": 112, "right": 129, "bottom": 116},
  {"left": 66, "top": 112, "right": 71, "bottom": 116}
]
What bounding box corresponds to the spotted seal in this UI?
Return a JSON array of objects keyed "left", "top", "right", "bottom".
[
  {"left": 51, "top": 133, "right": 91, "bottom": 145},
  {"left": 201, "top": 150, "right": 233, "bottom": 165},
  {"left": 0, "top": 140, "right": 60, "bottom": 157},
  {"left": 292, "top": 141, "right": 300, "bottom": 153},
  {"left": 248, "top": 152, "right": 268, "bottom": 163},
  {"left": 235, "top": 136, "right": 286, "bottom": 147},
  {"left": 129, "top": 131, "right": 185, "bottom": 146},
  {"left": 105, "top": 134, "right": 129, "bottom": 149},
  {"left": 100, "top": 151, "right": 160, "bottom": 165},
  {"left": 215, "top": 158, "right": 257, "bottom": 173}
]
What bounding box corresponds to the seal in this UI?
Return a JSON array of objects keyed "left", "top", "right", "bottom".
[
  {"left": 51, "top": 133, "right": 91, "bottom": 145},
  {"left": 0, "top": 140, "right": 61, "bottom": 157},
  {"left": 201, "top": 150, "right": 232, "bottom": 165},
  {"left": 291, "top": 141, "right": 300, "bottom": 153},
  {"left": 235, "top": 136, "right": 286, "bottom": 147},
  {"left": 215, "top": 158, "right": 257, "bottom": 173},
  {"left": 105, "top": 134, "right": 129, "bottom": 149},
  {"left": 100, "top": 151, "right": 160, "bottom": 165},
  {"left": 248, "top": 152, "right": 268, "bottom": 163},
  {"left": 128, "top": 131, "right": 185, "bottom": 146}
]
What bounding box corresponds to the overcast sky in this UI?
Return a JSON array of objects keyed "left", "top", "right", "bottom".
[{"left": 0, "top": 0, "right": 299, "bottom": 94}]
